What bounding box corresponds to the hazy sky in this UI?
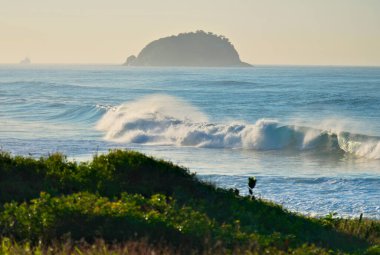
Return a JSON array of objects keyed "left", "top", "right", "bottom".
[{"left": 1, "top": 0, "right": 380, "bottom": 65}]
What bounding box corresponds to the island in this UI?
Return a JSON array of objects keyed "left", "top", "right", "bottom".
[
  {"left": 19, "top": 57, "right": 31, "bottom": 65},
  {"left": 124, "top": 30, "right": 251, "bottom": 67}
]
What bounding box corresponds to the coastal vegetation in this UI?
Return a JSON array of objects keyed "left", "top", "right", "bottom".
[{"left": 0, "top": 150, "right": 379, "bottom": 254}]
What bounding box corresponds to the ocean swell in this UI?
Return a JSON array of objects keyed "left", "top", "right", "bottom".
[{"left": 96, "top": 95, "right": 380, "bottom": 159}]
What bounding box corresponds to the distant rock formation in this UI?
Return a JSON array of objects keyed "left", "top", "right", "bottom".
[
  {"left": 19, "top": 57, "right": 31, "bottom": 65},
  {"left": 124, "top": 31, "right": 251, "bottom": 67}
]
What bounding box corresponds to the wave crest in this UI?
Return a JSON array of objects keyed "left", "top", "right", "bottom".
[{"left": 96, "top": 95, "right": 380, "bottom": 160}]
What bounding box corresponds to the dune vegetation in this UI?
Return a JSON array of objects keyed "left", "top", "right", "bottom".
[{"left": 0, "top": 149, "right": 379, "bottom": 254}]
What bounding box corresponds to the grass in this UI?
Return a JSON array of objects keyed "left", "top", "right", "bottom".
[{"left": 0, "top": 149, "right": 379, "bottom": 254}]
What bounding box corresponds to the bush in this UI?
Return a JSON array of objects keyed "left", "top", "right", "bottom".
[
  {"left": 0, "top": 149, "right": 378, "bottom": 254},
  {"left": 1, "top": 192, "right": 219, "bottom": 247}
]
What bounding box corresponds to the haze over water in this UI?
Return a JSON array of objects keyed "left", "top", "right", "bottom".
[{"left": 1, "top": 65, "right": 380, "bottom": 218}]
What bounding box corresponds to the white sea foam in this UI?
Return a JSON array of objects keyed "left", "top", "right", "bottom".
[{"left": 96, "top": 95, "right": 380, "bottom": 160}]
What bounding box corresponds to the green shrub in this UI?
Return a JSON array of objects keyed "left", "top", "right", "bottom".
[
  {"left": 0, "top": 192, "right": 215, "bottom": 247},
  {"left": 0, "top": 149, "right": 378, "bottom": 254}
]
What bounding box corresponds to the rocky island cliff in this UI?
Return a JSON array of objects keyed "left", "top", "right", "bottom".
[{"left": 124, "top": 31, "right": 251, "bottom": 67}]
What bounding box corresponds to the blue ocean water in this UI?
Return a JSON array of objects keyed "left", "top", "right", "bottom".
[{"left": 1, "top": 65, "right": 379, "bottom": 218}]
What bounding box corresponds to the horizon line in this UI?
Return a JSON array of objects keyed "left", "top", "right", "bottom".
[{"left": 1, "top": 63, "right": 380, "bottom": 68}]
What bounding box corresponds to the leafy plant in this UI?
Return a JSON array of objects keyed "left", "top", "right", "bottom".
[{"left": 248, "top": 176, "right": 257, "bottom": 200}]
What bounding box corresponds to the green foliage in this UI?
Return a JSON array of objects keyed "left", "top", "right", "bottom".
[
  {"left": 321, "top": 212, "right": 339, "bottom": 227},
  {"left": 0, "top": 238, "right": 178, "bottom": 255},
  {"left": 0, "top": 149, "right": 379, "bottom": 254},
  {"left": 0, "top": 150, "right": 196, "bottom": 203},
  {"left": 364, "top": 245, "right": 380, "bottom": 255},
  {"left": 0, "top": 192, "right": 215, "bottom": 247}
]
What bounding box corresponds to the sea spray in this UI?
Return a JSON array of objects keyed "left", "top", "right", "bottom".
[
  {"left": 96, "top": 94, "right": 380, "bottom": 160},
  {"left": 96, "top": 94, "right": 208, "bottom": 142}
]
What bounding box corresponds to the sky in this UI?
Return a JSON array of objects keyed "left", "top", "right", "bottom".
[{"left": 1, "top": 0, "right": 380, "bottom": 66}]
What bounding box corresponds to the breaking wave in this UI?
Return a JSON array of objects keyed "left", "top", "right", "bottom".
[{"left": 96, "top": 95, "right": 380, "bottom": 160}]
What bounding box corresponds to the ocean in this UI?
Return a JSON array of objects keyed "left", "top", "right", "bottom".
[{"left": 1, "top": 65, "right": 379, "bottom": 218}]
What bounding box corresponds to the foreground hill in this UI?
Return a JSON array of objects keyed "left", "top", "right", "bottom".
[
  {"left": 0, "top": 150, "right": 379, "bottom": 254},
  {"left": 124, "top": 31, "right": 251, "bottom": 67}
]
